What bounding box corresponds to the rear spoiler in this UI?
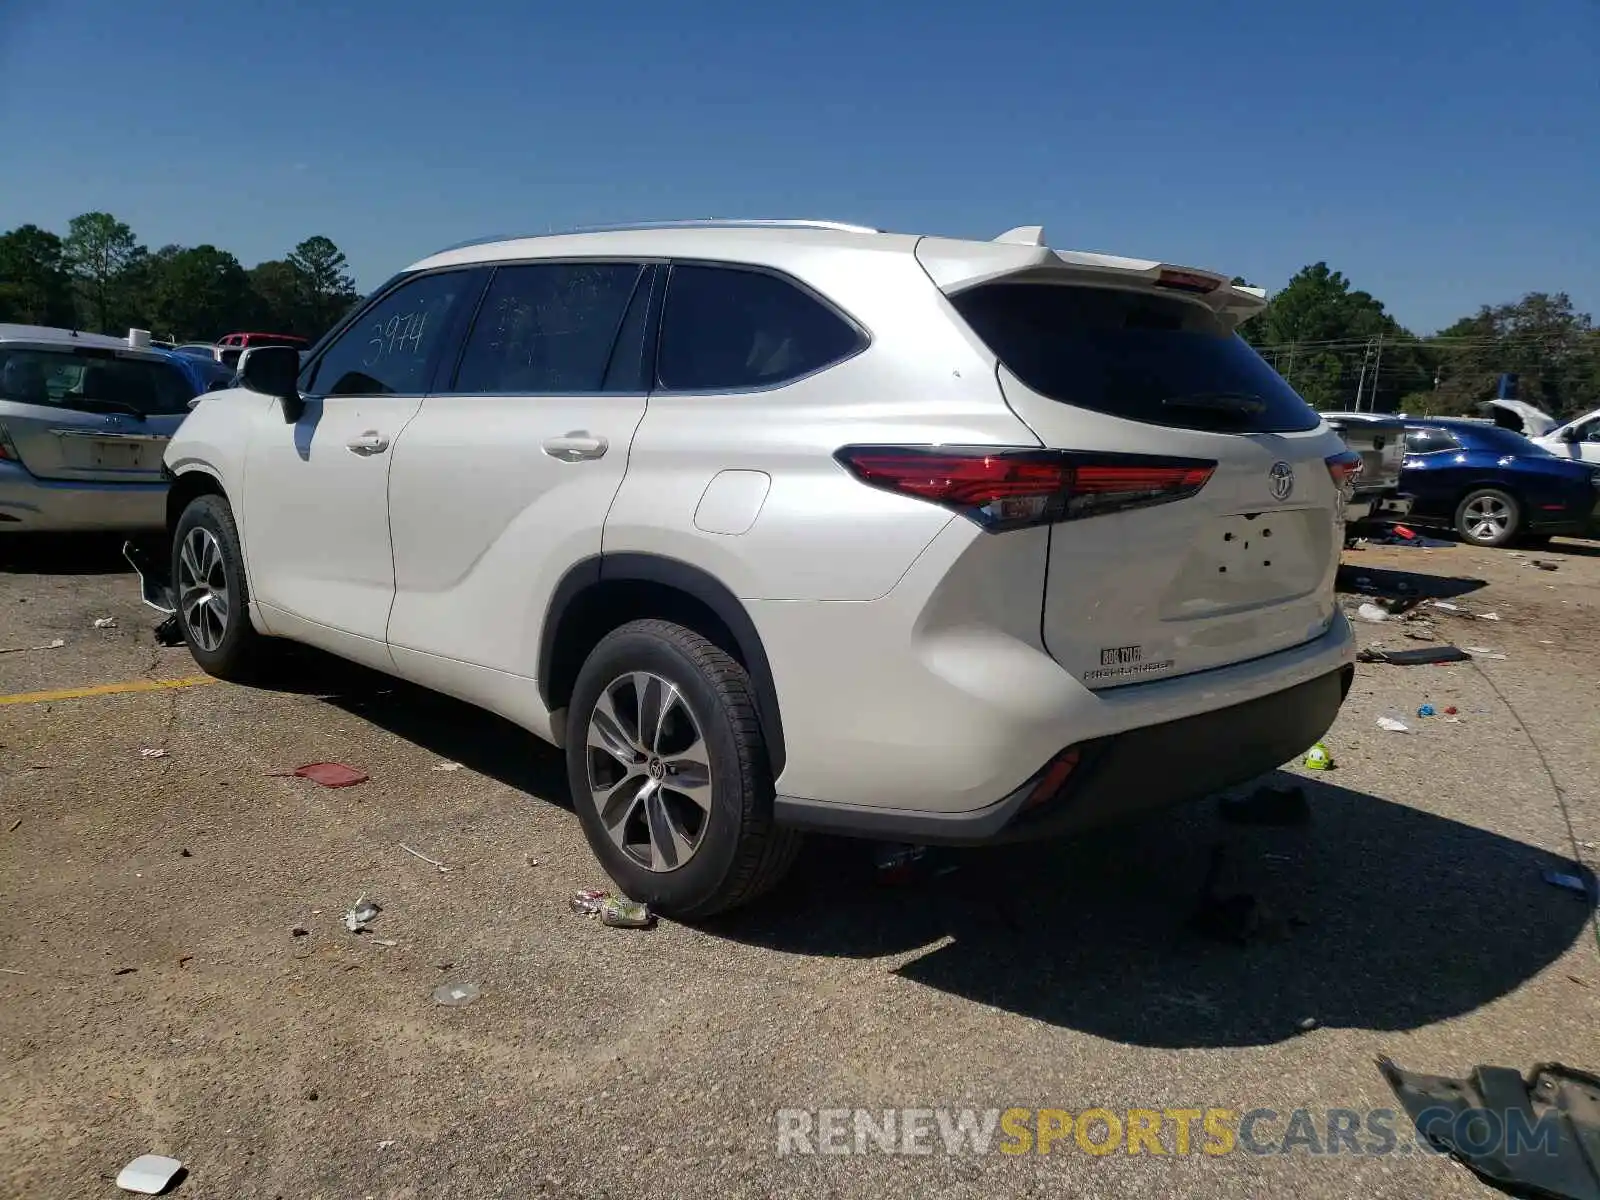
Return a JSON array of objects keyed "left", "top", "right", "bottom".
[{"left": 914, "top": 228, "right": 1268, "bottom": 326}]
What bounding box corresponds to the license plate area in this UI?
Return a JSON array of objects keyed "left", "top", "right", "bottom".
[
  {"left": 1162, "top": 510, "right": 1327, "bottom": 617},
  {"left": 91, "top": 439, "right": 146, "bottom": 470}
]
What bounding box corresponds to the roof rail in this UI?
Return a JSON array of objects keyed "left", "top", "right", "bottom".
[{"left": 428, "top": 218, "right": 881, "bottom": 256}]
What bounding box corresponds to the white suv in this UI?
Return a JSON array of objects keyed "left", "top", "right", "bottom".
[{"left": 159, "top": 219, "right": 1357, "bottom": 917}]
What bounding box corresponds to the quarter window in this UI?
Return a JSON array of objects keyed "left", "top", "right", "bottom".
[
  {"left": 1405, "top": 428, "right": 1460, "bottom": 455},
  {"left": 657, "top": 265, "right": 863, "bottom": 392},
  {"left": 307, "top": 271, "right": 472, "bottom": 397},
  {"left": 452, "top": 263, "right": 645, "bottom": 394}
]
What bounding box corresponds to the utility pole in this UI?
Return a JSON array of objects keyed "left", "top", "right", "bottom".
[
  {"left": 1353, "top": 340, "right": 1373, "bottom": 411},
  {"left": 1370, "top": 335, "right": 1384, "bottom": 412}
]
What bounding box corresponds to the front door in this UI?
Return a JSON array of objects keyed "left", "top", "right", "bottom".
[{"left": 240, "top": 268, "right": 483, "bottom": 664}]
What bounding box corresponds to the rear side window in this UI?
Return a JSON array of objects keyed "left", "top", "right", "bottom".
[
  {"left": 0, "top": 347, "right": 194, "bottom": 416},
  {"left": 308, "top": 270, "right": 472, "bottom": 397},
  {"left": 1405, "top": 428, "right": 1460, "bottom": 455},
  {"left": 950, "top": 283, "right": 1320, "bottom": 434},
  {"left": 657, "top": 265, "right": 863, "bottom": 392},
  {"left": 453, "top": 262, "right": 645, "bottom": 394}
]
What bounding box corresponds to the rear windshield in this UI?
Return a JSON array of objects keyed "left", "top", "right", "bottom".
[
  {"left": 950, "top": 282, "right": 1320, "bottom": 434},
  {"left": 0, "top": 346, "right": 196, "bottom": 416}
]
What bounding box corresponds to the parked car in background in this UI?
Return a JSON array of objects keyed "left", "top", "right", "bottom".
[
  {"left": 154, "top": 219, "right": 1357, "bottom": 916},
  {"left": 0, "top": 325, "right": 204, "bottom": 532},
  {"left": 214, "top": 332, "right": 308, "bottom": 369},
  {"left": 173, "top": 343, "right": 222, "bottom": 361},
  {"left": 1318, "top": 411, "right": 1413, "bottom": 527},
  {"left": 1485, "top": 398, "right": 1600, "bottom": 466},
  {"left": 161, "top": 349, "right": 235, "bottom": 397},
  {"left": 1398, "top": 418, "right": 1600, "bottom": 546}
]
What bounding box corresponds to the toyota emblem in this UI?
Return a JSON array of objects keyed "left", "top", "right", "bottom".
[{"left": 1268, "top": 461, "right": 1294, "bottom": 502}]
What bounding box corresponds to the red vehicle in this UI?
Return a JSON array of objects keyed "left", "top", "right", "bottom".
[{"left": 214, "top": 332, "right": 308, "bottom": 368}]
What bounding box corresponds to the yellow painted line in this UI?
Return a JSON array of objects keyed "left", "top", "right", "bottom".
[{"left": 0, "top": 676, "right": 219, "bottom": 707}]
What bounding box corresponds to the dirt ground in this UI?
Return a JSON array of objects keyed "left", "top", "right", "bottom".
[{"left": 1, "top": 533, "right": 1597, "bottom": 1199}]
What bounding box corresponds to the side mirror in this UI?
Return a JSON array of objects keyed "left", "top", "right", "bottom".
[{"left": 238, "top": 346, "right": 306, "bottom": 421}]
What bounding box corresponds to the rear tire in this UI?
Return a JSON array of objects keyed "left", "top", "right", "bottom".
[
  {"left": 170, "top": 494, "right": 263, "bottom": 680},
  {"left": 565, "top": 619, "right": 801, "bottom": 920},
  {"left": 1454, "top": 488, "right": 1521, "bottom": 548}
]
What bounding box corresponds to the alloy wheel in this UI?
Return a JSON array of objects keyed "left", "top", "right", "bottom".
[
  {"left": 585, "top": 672, "right": 714, "bottom": 872},
  {"left": 1462, "top": 495, "right": 1512, "bottom": 542},
  {"left": 177, "top": 526, "right": 230, "bottom": 652}
]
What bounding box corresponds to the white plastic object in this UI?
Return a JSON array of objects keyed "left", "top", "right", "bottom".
[
  {"left": 116, "top": 1153, "right": 182, "bottom": 1194},
  {"left": 126, "top": 328, "right": 152, "bottom": 349}
]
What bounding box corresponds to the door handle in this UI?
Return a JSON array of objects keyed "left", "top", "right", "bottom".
[
  {"left": 345, "top": 431, "right": 390, "bottom": 456},
  {"left": 541, "top": 431, "right": 609, "bottom": 462}
]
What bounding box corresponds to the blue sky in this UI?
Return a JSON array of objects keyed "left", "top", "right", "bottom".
[{"left": 3, "top": 0, "right": 1596, "bottom": 332}]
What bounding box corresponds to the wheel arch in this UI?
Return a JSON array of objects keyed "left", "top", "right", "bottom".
[
  {"left": 165, "top": 465, "right": 229, "bottom": 536},
  {"left": 539, "top": 553, "right": 786, "bottom": 775}
]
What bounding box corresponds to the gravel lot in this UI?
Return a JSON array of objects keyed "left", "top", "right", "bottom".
[{"left": 2, "top": 533, "right": 1597, "bottom": 1199}]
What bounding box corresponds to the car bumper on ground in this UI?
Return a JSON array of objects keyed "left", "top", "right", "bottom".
[{"left": 0, "top": 463, "right": 166, "bottom": 532}]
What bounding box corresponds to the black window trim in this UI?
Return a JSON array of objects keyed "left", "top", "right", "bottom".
[
  {"left": 433, "top": 257, "right": 664, "bottom": 397},
  {"left": 1405, "top": 426, "right": 1462, "bottom": 455},
  {"left": 296, "top": 264, "right": 492, "bottom": 399},
  {"left": 652, "top": 259, "right": 871, "bottom": 396}
]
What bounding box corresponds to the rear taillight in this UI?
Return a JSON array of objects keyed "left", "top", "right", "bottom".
[
  {"left": 1325, "top": 450, "right": 1363, "bottom": 500},
  {"left": 834, "top": 446, "right": 1216, "bottom": 532},
  {"left": 1155, "top": 269, "right": 1221, "bottom": 295}
]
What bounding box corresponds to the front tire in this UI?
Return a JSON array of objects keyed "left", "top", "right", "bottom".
[
  {"left": 566, "top": 619, "right": 801, "bottom": 919},
  {"left": 170, "top": 494, "right": 263, "bottom": 680},
  {"left": 1454, "top": 488, "right": 1521, "bottom": 548}
]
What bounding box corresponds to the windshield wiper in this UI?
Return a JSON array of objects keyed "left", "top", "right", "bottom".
[
  {"left": 1161, "top": 391, "right": 1267, "bottom": 416},
  {"left": 68, "top": 398, "right": 147, "bottom": 420}
]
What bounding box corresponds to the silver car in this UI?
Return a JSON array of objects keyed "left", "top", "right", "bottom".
[{"left": 0, "top": 325, "right": 195, "bottom": 532}]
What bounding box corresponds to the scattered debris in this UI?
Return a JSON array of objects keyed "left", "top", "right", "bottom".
[
  {"left": 432, "top": 761, "right": 462, "bottom": 772},
  {"left": 114, "top": 967, "right": 138, "bottom": 976},
  {"left": 179, "top": 848, "right": 191, "bottom": 857},
  {"left": 569, "top": 889, "right": 608, "bottom": 915},
  {"left": 1379, "top": 1057, "right": 1600, "bottom": 1200},
  {"left": 1296, "top": 1017, "right": 1320, "bottom": 1034},
  {"left": 1532, "top": 560, "right": 1560, "bottom": 571},
  {"left": 278, "top": 762, "right": 369, "bottom": 788},
  {"left": 372, "top": 938, "right": 399, "bottom": 948},
  {"left": 1543, "top": 870, "right": 1591, "bottom": 897},
  {"left": 290, "top": 925, "right": 309, "bottom": 938},
  {"left": 1357, "top": 645, "right": 1472, "bottom": 665},
  {"left": 0, "top": 637, "right": 65, "bottom": 654},
  {"left": 343, "top": 898, "right": 381, "bottom": 933},
  {"left": 525, "top": 855, "right": 540, "bottom": 867},
  {"left": 93, "top": 616, "right": 117, "bottom": 629},
  {"left": 1417, "top": 704, "right": 1436, "bottom": 717},
  {"left": 176, "top": 955, "right": 192, "bottom": 968},
  {"left": 1303, "top": 743, "right": 1333, "bottom": 771},
  {"left": 1432, "top": 601, "right": 1462, "bottom": 611},
  {"left": 1479, "top": 611, "right": 1501, "bottom": 621},
  {"left": 1463, "top": 647, "right": 1508, "bottom": 660},
  {"left": 153, "top": 615, "right": 183, "bottom": 647},
  {"left": 115, "top": 1153, "right": 184, "bottom": 1195},
  {"left": 7, "top": 818, "right": 20, "bottom": 833},
  {"left": 600, "top": 897, "right": 655, "bottom": 929},
  {"left": 1218, "top": 784, "right": 1311, "bottom": 827},
  {"left": 0, "top": 967, "right": 27, "bottom": 975},
  {"left": 1445, "top": 706, "right": 1459, "bottom": 715},
  {"left": 399, "top": 843, "right": 449, "bottom": 873},
  {"left": 1356, "top": 602, "right": 1390, "bottom": 623},
  {"left": 431, "top": 981, "right": 482, "bottom": 1007},
  {"left": 140, "top": 748, "right": 168, "bottom": 759},
  {"left": 377, "top": 1140, "right": 396, "bottom": 1152},
  {"left": 1377, "top": 717, "right": 1410, "bottom": 733}
]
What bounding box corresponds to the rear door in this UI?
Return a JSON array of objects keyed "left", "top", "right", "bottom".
[
  {"left": 0, "top": 343, "right": 193, "bottom": 481},
  {"left": 386, "top": 259, "right": 657, "bottom": 678},
  {"left": 942, "top": 275, "right": 1347, "bottom": 688}
]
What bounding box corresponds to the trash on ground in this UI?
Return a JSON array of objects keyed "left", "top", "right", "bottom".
[
  {"left": 93, "top": 616, "right": 117, "bottom": 629},
  {"left": 1356, "top": 602, "right": 1390, "bottom": 623},
  {"left": 1218, "top": 784, "right": 1311, "bottom": 827},
  {"left": 7, "top": 818, "right": 21, "bottom": 833},
  {"left": 1533, "top": 560, "right": 1560, "bottom": 571},
  {"left": 1303, "top": 743, "right": 1334, "bottom": 771},
  {"left": 432, "top": 760, "right": 462, "bottom": 772},
  {"left": 1433, "top": 601, "right": 1461, "bottom": 611},
  {"left": 1296, "top": 1017, "right": 1319, "bottom": 1034},
  {"left": 1478, "top": 611, "right": 1501, "bottom": 621},
  {"left": 377, "top": 1140, "right": 396, "bottom": 1151},
  {"left": 140, "top": 748, "right": 168, "bottom": 759},
  {"left": 343, "top": 898, "right": 381, "bottom": 933},
  {"left": 114, "top": 966, "right": 137, "bottom": 976},
  {"left": 399, "top": 843, "right": 449, "bottom": 873},
  {"left": 1378, "top": 1056, "right": 1600, "bottom": 1200},
  {"left": 290, "top": 925, "right": 309, "bottom": 937},
  {"left": 1444, "top": 706, "right": 1459, "bottom": 715},
  {"left": 1377, "top": 717, "right": 1410, "bottom": 733},
  {"left": 153, "top": 615, "right": 183, "bottom": 646},
  {"left": 115, "top": 1153, "right": 184, "bottom": 1195},
  {"left": 283, "top": 762, "right": 369, "bottom": 788},
  {"left": 600, "top": 897, "right": 656, "bottom": 928},
  {"left": 1463, "top": 647, "right": 1508, "bottom": 660},
  {"left": 1358, "top": 645, "right": 1472, "bottom": 665},
  {"left": 569, "top": 889, "right": 608, "bottom": 915},
  {"left": 372, "top": 938, "right": 399, "bottom": 948},
  {"left": 1417, "top": 704, "right": 1436, "bottom": 717},
  {"left": 0, "top": 637, "right": 65, "bottom": 655},
  {"left": 431, "top": 981, "right": 482, "bottom": 1007},
  {"left": 1543, "top": 869, "right": 1591, "bottom": 897}
]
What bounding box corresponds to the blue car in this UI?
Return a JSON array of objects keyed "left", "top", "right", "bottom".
[{"left": 1399, "top": 418, "right": 1600, "bottom": 547}]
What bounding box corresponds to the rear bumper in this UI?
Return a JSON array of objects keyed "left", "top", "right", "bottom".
[
  {"left": 776, "top": 663, "right": 1354, "bottom": 844},
  {"left": 0, "top": 462, "right": 167, "bottom": 532},
  {"left": 1347, "top": 488, "right": 1412, "bottom": 524}
]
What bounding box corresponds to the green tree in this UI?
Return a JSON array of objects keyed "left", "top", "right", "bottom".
[
  {"left": 0, "top": 225, "right": 76, "bottom": 325},
  {"left": 1430, "top": 293, "right": 1595, "bottom": 420},
  {"left": 286, "top": 235, "right": 357, "bottom": 336},
  {"left": 61, "top": 211, "right": 146, "bottom": 333},
  {"left": 248, "top": 259, "right": 305, "bottom": 333},
  {"left": 143, "top": 244, "right": 255, "bottom": 341}
]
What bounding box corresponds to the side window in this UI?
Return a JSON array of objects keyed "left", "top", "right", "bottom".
[
  {"left": 1581, "top": 419, "right": 1600, "bottom": 443},
  {"left": 307, "top": 271, "right": 472, "bottom": 397},
  {"left": 1406, "top": 428, "right": 1459, "bottom": 455},
  {"left": 657, "top": 264, "right": 863, "bottom": 392},
  {"left": 452, "top": 262, "right": 644, "bottom": 394}
]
